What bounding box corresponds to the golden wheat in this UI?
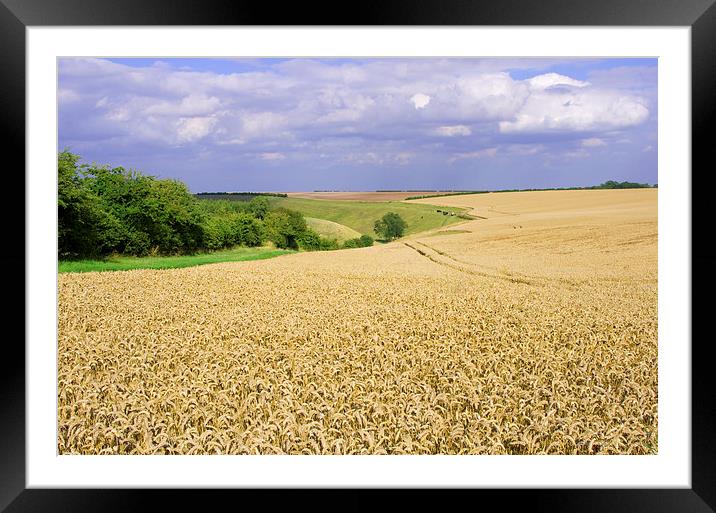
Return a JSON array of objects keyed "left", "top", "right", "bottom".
[{"left": 58, "top": 189, "right": 658, "bottom": 454}]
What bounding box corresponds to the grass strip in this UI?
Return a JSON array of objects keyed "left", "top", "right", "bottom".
[{"left": 59, "top": 247, "right": 294, "bottom": 273}]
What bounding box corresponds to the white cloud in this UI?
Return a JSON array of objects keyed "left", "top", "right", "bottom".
[
  {"left": 106, "top": 108, "right": 130, "bottom": 122},
  {"left": 435, "top": 125, "right": 472, "bottom": 137},
  {"left": 216, "top": 138, "right": 245, "bottom": 146},
  {"left": 240, "top": 112, "right": 288, "bottom": 138},
  {"left": 58, "top": 88, "right": 82, "bottom": 103},
  {"left": 581, "top": 138, "right": 606, "bottom": 147},
  {"left": 528, "top": 73, "right": 589, "bottom": 90},
  {"left": 258, "top": 152, "right": 286, "bottom": 160},
  {"left": 499, "top": 89, "right": 649, "bottom": 133},
  {"left": 506, "top": 144, "right": 545, "bottom": 155},
  {"left": 563, "top": 149, "right": 590, "bottom": 159},
  {"left": 58, "top": 57, "right": 656, "bottom": 172},
  {"left": 145, "top": 94, "right": 221, "bottom": 116},
  {"left": 176, "top": 116, "right": 216, "bottom": 142},
  {"left": 395, "top": 152, "right": 414, "bottom": 165},
  {"left": 343, "top": 152, "right": 383, "bottom": 165},
  {"left": 410, "top": 93, "right": 431, "bottom": 109},
  {"left": 450, "top": 73, "right": 530, "bottom": 120},
  {"left": 60, "top": 58, "right": 652, "bottom": 144},
  {"left": 340, "top": 151, "right": 414, "bottom": 166},
  {"left": 449, "top": 147, "right": 498, "bottom": 163}
]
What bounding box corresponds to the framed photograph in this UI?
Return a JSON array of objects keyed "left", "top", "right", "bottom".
[{"left": 3, "top": 0, "right": 714, "bottom": 511}]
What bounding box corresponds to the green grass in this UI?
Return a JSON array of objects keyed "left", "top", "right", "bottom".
[
  {"left": 269, "top": 197, "right": 467, "bottom": 237},
  {"left": 305, "top": 217, "right": 362, "bottom": 243},
  {"left": 59, "top": 246, "right": 294, "bottom": 273}
]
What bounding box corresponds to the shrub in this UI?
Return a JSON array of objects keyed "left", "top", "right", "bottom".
[
  {"left": 58, "top": 150, "right": 114, "bottom": 258},
  {"left": 264, "top": 208, "right": 308, "bottom": 250},
  {"left": 124, "top": 230, "right": 152, "bottom": 256},
  {"left": 297, "top": 229, "right": 339, "bottom": 251},
  {"left": 59, "top": 151, "right": 205, "bottom": 257},
  {"left": 297, "top": 229, "right": 322, "bottom": 250},
  {"left": 342, "top": 234, "right": 374, "bottom": 249},
  {"left": 359, "top": 234, "right": 374, "bottom": 247},
  {"left": 196, "top": 198, "right": 250, "bottom": 216},
  {"left": 201, "top": 216, "right": 234, "bottom": 250},
  {"left": 247, "top": 196, "right": 270, "bottom": 220},
  {"left": 319, "top": 237, "right": 339, "bottom": 251},
  {"left": 231, "top": 213, "right": 264, "bottom": 247}
]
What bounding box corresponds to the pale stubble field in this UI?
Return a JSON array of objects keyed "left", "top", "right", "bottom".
[{"left": 58, "top": 189, "right": 657, "bottom": 455}]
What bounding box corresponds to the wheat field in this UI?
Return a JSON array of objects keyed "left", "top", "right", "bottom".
[{"left": 58, "top": 189, "right": 657, "bottom": 455}]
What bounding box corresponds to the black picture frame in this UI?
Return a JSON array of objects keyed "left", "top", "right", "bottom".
[{"left": 2, "top": 1, "right": 714, "bottom": 511}]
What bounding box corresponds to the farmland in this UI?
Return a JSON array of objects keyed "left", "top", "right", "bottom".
[
  {"left": 268, "top": 196, "right": 467, "bottom": 237},
  {"left": 58, "top": 189, "right": 657, "bottom": 455}
]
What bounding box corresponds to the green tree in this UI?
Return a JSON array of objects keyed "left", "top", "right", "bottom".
[
  {"left": 84, "top": 164, "right": 204, "bottom": 255},
  {"left": 58, "top": 150, "right": 121, "bottom": 258},
  {"left": 373, "top": 212, "right": 407, "bottom": 241},
  {"left": 264, "top": 208, "right": 308, "bottom": 250},
  {"left": 231, "top": 213, "right": 264, "bottom": 247},
  {"left": 296, "top": 229, "right": 322, "bottom": 250},
  {"left": 138, "top": 178, "right": 205, "bottom": 253},
  {"left": 59, "top": 151, "right": 205, "bottom": 257},
  {"left": 201, "top": 215, "right": 234, "bottom": 250},
  {"left": 247, "top": 196, "right": 270, "bottom": 220}
]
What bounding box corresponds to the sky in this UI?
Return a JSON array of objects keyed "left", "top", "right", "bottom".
[{"left": 58, "top": 57, "right": 657, "bottom": 192}]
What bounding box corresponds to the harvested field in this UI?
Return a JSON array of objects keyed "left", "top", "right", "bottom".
[
  {"left": 287, "top": 191, "right": 443, "bottom": 201},
  {"left": 58, "top": 189, "right": 657, "bottom": 455}
]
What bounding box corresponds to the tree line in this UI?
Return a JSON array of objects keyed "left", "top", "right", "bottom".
[
  {"left": 57, "top": 151, "right": 375, "bottom": 260},
  {"left": 196, "top": 192, "right": 288, "bottom": 200}
]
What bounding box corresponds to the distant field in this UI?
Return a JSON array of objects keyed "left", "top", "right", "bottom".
[
  {"left": 305, "top": 217, "right": 362, "bottom": 243},
  {"left": 270, "top": 196, "right": 467, "bottom": 237},
  {"left": 59, "top": 246, "right": 293, "bottom": 273},
  {"left": 196, "top": 192, "right": 287, "bottom": 201},
  {"left": 287, "top": 191, "right": 446, "bottom": 201}
]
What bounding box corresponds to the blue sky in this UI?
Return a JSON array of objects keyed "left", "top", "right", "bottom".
[{"left": 58, "top": 57, "right": 657, "bottom": 192}]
